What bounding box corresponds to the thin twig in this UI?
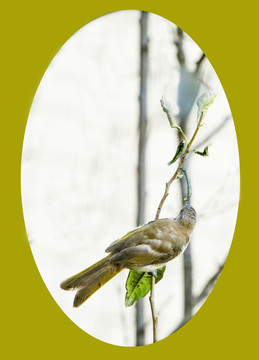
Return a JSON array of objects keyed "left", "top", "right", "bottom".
[
  {"left": 195, "top": 53, "right": 206, "bottom": 74},
  {"left": 155, "top": 111, "right": 205, "bottom": 220},
  {"left": 149, "top": 275, "right": 157, "bottom": 343}
]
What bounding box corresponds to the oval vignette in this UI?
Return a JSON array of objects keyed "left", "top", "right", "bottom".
[{"left": 21, "top": 10, "right": 240, "bottom": 346}]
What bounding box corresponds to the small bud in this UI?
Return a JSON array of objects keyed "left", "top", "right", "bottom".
[
  {"left": 196, "top": 91, "right": 216, "bottom": 120},
  {"left": 177, "top": 172, "right": 184, "bottom": 179}
]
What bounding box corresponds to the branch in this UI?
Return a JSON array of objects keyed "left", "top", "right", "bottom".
[
  {"left": 136, "top": 10, "right": 149, "bottom": 346},
  {"left": 172, "top": 263, "right": 224, "bottom": 333},
  {"left": 192, "top": 264, "right": 224, "bottom": 307},
  {"left": 175, "top": 25, "right": 205, "bottom": 74},
  {"left": 155, "top": 111, "right": 205, "bottom": 220},
  {"left": 174, "top": 27, "right": 185, "bottom": 67},
  {"left": 151, "top": 92, "right": 214, "bottom": 343},
  {"left": 149, "top": 275, "right": 158, "bottom": 342},
  {"left": 195, "top": 53, "right": 206, "bottom": 74}
]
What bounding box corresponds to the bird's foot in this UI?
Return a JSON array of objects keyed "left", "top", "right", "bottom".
[{"left": 148, "top": 270, "right": 157, "bottom": 278}]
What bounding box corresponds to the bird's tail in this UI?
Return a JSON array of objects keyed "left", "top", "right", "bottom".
[{"left": 60, "top": 255, "right": 123, "bottom": 307}]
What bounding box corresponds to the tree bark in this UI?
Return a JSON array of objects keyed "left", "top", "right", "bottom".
[
  {"left": 136, "top": 11, "right": 149, "bottom": 347},
  {"left": 174, "top": 26, "right": 204, "bottom": 322}
]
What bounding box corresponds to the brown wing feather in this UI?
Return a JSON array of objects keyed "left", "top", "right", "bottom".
[
  {"left": 109, "top": 243, "right": 173, "bottom": 267},
  {"left": 105, "top": 218, "right": 173, "bottom": 253}
]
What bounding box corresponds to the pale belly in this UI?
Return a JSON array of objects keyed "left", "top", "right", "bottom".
[{"left": 127, "top": 263, "right": 165, "bottom": 272}]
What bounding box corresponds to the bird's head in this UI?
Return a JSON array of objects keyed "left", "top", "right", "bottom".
[{"left": 175, "top": 205, "right": 197, "bottom": 230}]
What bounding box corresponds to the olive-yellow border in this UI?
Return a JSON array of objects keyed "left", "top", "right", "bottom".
[{"left": 1, "top": 1, "right": 258, "bottom": 359}]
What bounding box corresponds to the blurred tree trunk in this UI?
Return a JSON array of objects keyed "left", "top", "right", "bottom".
[
  {"left": 178, "top": 134, "right": 193, "bottom": 321},
  {"left": 136, "top": 11, "right": 149, "bottom": 346},
  {"left": 174, "top": 29, "right": 229, "bottom": 331},
  {"left": 175, "top": 27, "right": 203, "bottom": 322}
]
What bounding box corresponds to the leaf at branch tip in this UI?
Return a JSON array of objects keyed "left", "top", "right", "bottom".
[
  {"left": 160, "top": 98, "right": 175, "bottom": 128},
  {"left": 194, "top": 146, "right": 209, "bottom": 157},
  {"left": 168, "top": 140, "right": 186, "bottom": 165},
  {"left": 125, "top": 267, "right": 166, "bottom": 307},
  {"left": 196, "top": 91, "right": 216, "bottom": 121}
]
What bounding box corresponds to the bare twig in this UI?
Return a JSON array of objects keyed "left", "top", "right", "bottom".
[
  {"left": 195, "top": 53, "right": 206, "bottom": 74},
  {"left": 149, "top": 275, "right": 158, "bottom": 343}
]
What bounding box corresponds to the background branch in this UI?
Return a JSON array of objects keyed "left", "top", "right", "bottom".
[
  {"left": 192, "top": 264, "right": 224, "bottom": 307},
  {"left": 174, "top": 27, "right": 209, "bottom": 324},
  {"left": 172, "top": 263, "right": 224, "bottom": 333},
  {"left": 195, "top": 115, "right": 231, "bottom": 149},
  {"left": 174, "top": 27, "right": 185, "bottom": 67},
  {"left": 195, "top": 53, "right": 206, "bottom": 74},
  {"left": 135, "top": 10, "right": 149, "bottom": 346}
]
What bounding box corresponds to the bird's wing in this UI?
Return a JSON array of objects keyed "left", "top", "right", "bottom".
[
  {"left": 105, "top": 218, "right": 173, "bottom": 254},
  {"left": 109, "top": 243, "right": 172, "bottom": 266},
  {"left": 105, "top": 222, "right": 151, "bottom": 253},
  {"left": 106, "top": 218, "right": 185, "bottom": 267}
]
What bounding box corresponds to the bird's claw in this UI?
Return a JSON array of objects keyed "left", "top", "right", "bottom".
[{"left": 148, "top": 270, "right": 157, "bottom": 278}]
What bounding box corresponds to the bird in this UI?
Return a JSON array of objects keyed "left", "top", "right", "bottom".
[{"left": 60, "top": 205, "right": 196, "bottom": 308}]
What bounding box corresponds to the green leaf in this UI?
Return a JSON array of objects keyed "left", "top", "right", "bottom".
[
  {"left": 155, "top": 266, "right": 166, "bottom": 284},
  {"left": 160, "top": 98, "right": 188, "bottom": 142},
  {"left": 181, "top": 169, "right": 192, "bottom": 202},
  {"left": 194, "top": 146, "right": 209, "bottom": 157},
  {"left": 168, "top": 140, "right": 186, "bottom": 165},
  {"left": 196, "top": 91, "right": 216, "bottom": 120},
  {"left": 160, "top": 98, "right": 175, "bottom": 128},
  {"left": 125, "top": 267, "right": 166, "bottom": 307}
]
